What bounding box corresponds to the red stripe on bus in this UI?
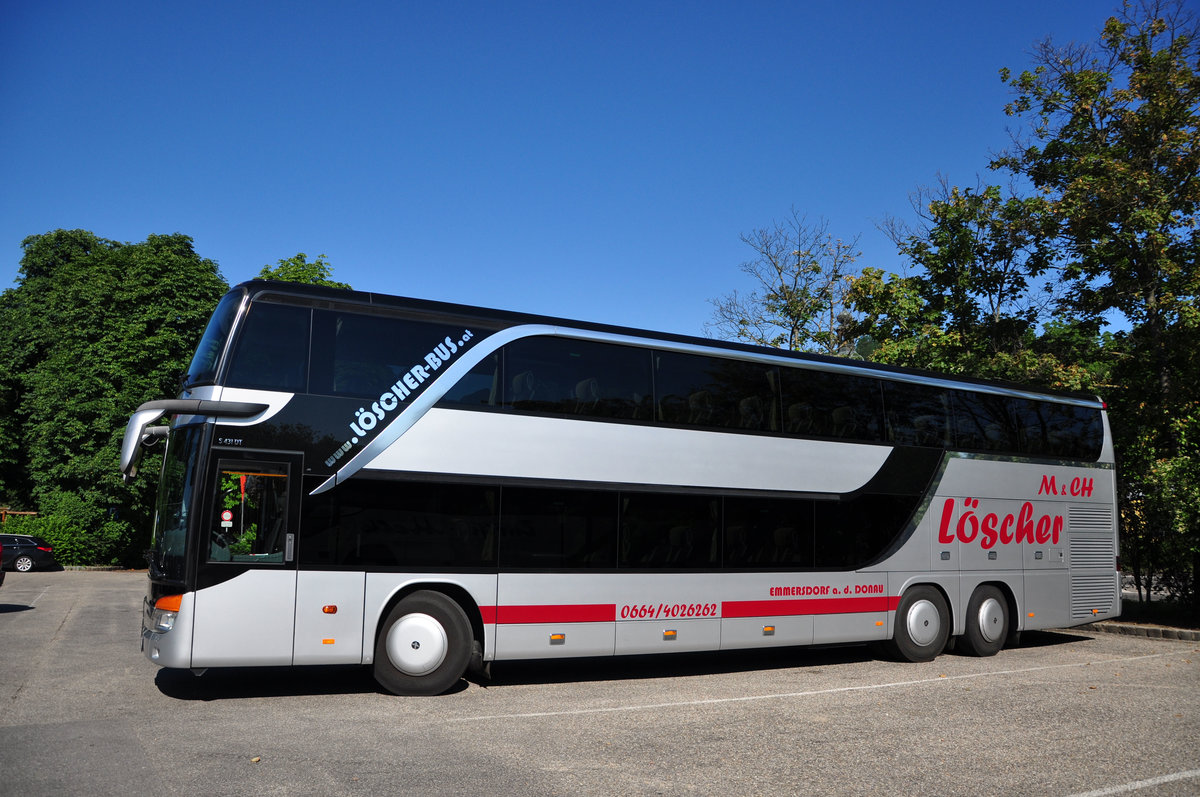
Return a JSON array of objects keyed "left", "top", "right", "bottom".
[
  {"left": 491, "top": 604, "right": 617, "bottom": 624},
  {"left": 479, "top": 598, "right": 898, "bottom": 625},
  {"left": 721, "top": 596, "right": 901, "bottom": 618}
]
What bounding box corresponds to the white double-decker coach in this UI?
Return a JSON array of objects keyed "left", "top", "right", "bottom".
[{"left": 121, "top": 280, "right": 1120, "bottom": 695}]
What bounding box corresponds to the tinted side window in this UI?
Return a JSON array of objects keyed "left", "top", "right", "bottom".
[
  {"left": 1047, "top": 404, "right": 1103, "bottom": 460},
  {"left": 225, "top": 303, "right": 311, "bottom": 392},
  {"left": 299, "top": 480, "right": 497, "bottom": 568},
  {"left": 502, "top": 337, "right": 653, "bottom": 421},
  {"left": 500, "top": 487, "right": 617, "bottom": 568},
  {"left": 619, "top": 493, "right": 719, "bottom": 568},
  {"left": 309, "top": 310, "right": 475, "bottom": 399},
  {"left": 438, "top": 351, "right": 501, "bottom": 408},
  {"left": 952, "top": 390, "right": 1018, "bottom": 453},
  {"left": 780, "top": 368, "right": 883, "bottom": 441},
  {"left": 655, "top": 352, "right": 779, "bottom": 432},
  {"left": 1015, "top": 399, "right": 1103, "bottom": 460},
  {"left": 883, "top": 382, "right": 951, "bottom": 447},
  {"left": 724, "top": 496, "right": 814, "bottom": 567},
  {"left": 815, "top": 494, "right": 918, "bottom": 568}
]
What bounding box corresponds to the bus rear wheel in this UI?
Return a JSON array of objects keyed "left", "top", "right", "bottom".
[
  {"left": 887, "top": 585, "right": 949, "bottom": 662},
  {"left": 960, "top": 585, "right": 1008, "bottom": 657},
  {"left": 374, "top": 590, "right": 472, "bottom": 696}
]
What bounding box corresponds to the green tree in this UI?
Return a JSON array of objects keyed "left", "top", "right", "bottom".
[
  {"left": 257, "top": 252, "right": 352, "bottom": 289},
  {"left": 848, "top": 181, "right": 1098, "bottom": 390},
  {"left": 0, "top": 230, "right": 228, "bottom": 565},
  {"left": 995, "top": 0, "right": 1200, "bottom": 607},
  {"left": 707, "top": 211, "right": 860, "bottom": 355}
]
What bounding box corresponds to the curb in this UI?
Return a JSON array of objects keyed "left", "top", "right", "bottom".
[{"left": 1077, "top": 621, "right": 1200, "bottom": 642}]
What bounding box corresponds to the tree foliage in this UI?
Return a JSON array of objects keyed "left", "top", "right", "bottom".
[
  {"left": 257, "top": 252, "right": 352, "bottom": 289},
  {"left": 712, "top": 1, "right": 1198, "bottom": 606},
  {"left": 993, "top": 0, "right": 1200, "bottom": 607},
  {"left": 0, "top": 230, "right": 228, "bottom": 565},
  {"left": 846, "top": 181, "right": 1096, "bottom": 388},
  {"left": 707, "top": 212, "right": 860, "bottom": 355}
]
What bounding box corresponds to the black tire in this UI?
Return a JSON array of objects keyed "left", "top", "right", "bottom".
[
  {"left": 373, "top": 590, "right": 472, "bottom": 696},
  {"left": 886, "top": 585, "right": 949, "bottom": 662},
  {"left": 960, "top": 585, "right": 1008, "bottom": 657},
  {"left": 14, "top": 555, "right": 34, "bottom": 572}
]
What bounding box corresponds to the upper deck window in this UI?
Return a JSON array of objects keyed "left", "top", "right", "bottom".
[
  {"left": 224, "top": 303, "right": 311, "bottom": 392},
  {"left": 503, "top": 336, "right": 654, "bottom": 421},
  {"left": 655, "top": 351, "right": 779, "bottom": 432},
  {"left": 308, "top": 308, "right": 482, "bottom": 399}
]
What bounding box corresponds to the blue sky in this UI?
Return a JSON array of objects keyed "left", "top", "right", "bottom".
[{"left": 2, "top": 1, "right": 1112, "bottom": 338}]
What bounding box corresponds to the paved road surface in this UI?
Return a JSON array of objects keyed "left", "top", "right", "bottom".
[{"left": 1, "top": 570, "right": 1197, "bottom": 796}]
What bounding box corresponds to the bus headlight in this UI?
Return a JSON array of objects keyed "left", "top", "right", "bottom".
[
  {"left": 151, "top": 609, "right": 178, "bottom": 633},
  {"left": 151, "top": 594, "right": 183, "bottom": 633}
]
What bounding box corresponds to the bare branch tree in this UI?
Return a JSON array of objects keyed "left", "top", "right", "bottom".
[{"left": 706, "top": 210, "right": 861, "bottom": 356}]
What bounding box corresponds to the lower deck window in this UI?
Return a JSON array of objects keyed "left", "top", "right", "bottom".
[{"left": 299, "top": 477, "right": 919, "bottom": 572}]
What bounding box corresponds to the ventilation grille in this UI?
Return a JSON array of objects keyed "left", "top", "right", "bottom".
[
  {"left": 1070, "top": 536, "right": 1115, "bottom": 569},
  {"left": 1069, "top": 504, "right": 1113, "bottom": 534},
  {"left": 1071, "top": 574, "right": 1117, "bottom": 619}
]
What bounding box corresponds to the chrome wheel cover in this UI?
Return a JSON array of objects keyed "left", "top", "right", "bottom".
[
  {"left": 385, "top": 612, "right": 448, "bottom": 676},
  {"left": 976, "top": 597, "right": 1005, "bottom": 644},
  {"left": 906, "top": 599, "right": 942, "bottom": 647}
]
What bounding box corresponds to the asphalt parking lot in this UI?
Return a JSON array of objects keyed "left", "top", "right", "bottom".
[{"left": 1, "top": 570, "right": 1197, "bottom": 797}]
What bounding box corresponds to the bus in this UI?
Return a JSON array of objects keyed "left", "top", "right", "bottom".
[{"left": 121, "top": 280, "right": 1120, "bottom": 695}]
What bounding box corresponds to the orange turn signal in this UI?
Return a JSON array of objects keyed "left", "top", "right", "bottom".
[{"left": 155, "top": 594, "right": 183, "bottom": 612}]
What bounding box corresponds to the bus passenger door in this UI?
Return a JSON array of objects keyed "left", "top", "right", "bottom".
[{"left": 191, "top": 452, "right": 301, "bottom": 668}]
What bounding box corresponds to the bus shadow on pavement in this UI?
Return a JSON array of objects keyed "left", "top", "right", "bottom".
[
  {"left": 478, "top": 644, "right": 879, "bottom": 689},
  {"left": 0, "top": 603, "right": 36, "bottom": 614},
  {"left": 152, "top": 634, "right": 1092, "bottom": 699},
  {"left": 1015, "top": 629, "right": 1096, "bottom": 648},
  {"left": 155, "top": 664, "right": 385, "bottom": 700}
]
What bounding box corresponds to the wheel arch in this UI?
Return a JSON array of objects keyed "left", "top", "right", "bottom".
[{"left": 957, "top": 578, "right": 1020, "bottom": 637}]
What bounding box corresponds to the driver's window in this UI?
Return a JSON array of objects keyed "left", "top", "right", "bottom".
[{"left": 208, "top": 460, "right": 289, "bottom": 564}]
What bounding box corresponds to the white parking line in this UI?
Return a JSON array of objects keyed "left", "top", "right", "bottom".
[
  {"left": 0, "top": 585, "right": 50, "bottom": 606},
  {"left": 1065, "top": 768, "right": 1200, "bottom": 797},
  {"left": 451, "top": 651, "right": 1181, "bottom": 722}
]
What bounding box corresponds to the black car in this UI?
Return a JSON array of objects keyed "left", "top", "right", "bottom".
[{"left": 0, "top": 534, "right": 56, "bottom": 572}]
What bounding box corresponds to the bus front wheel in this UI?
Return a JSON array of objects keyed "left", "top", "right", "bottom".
[
  {"left": 887, "top": 585, "right": 949, "bottom": 663},
  {"left": 374, "top": 590, "right": 472, "bottom": 696}
]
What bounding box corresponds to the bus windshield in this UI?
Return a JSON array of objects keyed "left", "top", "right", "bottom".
[
  {"left": 148, "top": 425, "right": 203, "bottom": 583},
  {"left": 184, "top": 290, "right": 243, "bottom": 388}
]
